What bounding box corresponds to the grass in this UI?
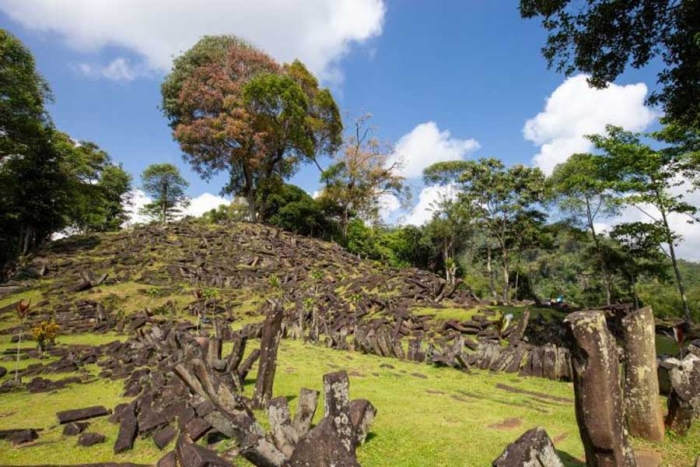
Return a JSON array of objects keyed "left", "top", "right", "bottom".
[{"left": 0, "top": 329, "right": 698, "bottom": 465}]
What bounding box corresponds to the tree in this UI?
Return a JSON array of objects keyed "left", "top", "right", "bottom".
[
  {"left": 262, "top": 184, "right": 337, "bottom": 239},
  {"left": 50, "top": 132, "right": 132, "bottom": 233},
  {"left": 520, "top": 0, "right": 700, "bottom": 128},
  {"left": 550, "top": 153, "right": 620, "bottom": 305},
  {"left": 0, "top": 128, "right": 70, "bottom": 257},
  {"left": 140, "top": 164, "right": 190, "bottom": 224},
  {"left": 201, "top": 199, "right": 249, "bottom": 224},
  {"left": 425, "top": 158, "right": 547, "bottom": 300},
  {"left": 97, "top": 164, "right": 133, "bottom": 231},
  {"left": 592, "top": 125, "right": 696, "bottom": 321},
  {"left": 423, "top": 194, "right": 475, "bottom": 284},
  {"left": 609, "top": 222, "right": 670, "bottom": 309},
  {"left": 319, "top": 114, "right": 408, "bottom": 239},
  {"left": 0, "top": 30, "right": 52, "bottom": 162},
  {"left": 161, "top": 36, "right": 342, "bottom": 222}
]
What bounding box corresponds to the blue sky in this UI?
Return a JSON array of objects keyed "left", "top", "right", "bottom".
[{"left": 5, "top": 0, "right": 696, "bottom": 255}]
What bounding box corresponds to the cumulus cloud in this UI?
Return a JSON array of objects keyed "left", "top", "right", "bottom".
[
  {"left": 402, "top": 185, "right": 457, "bottom": 226},
  {"left": 523, "top": 74, "right": 657, "bottom": 174},
  {"left": 124, "top": 189, "right": 230, "bottom": 225},
  {"left": 389, "top": 122, "right": 480, "bottom": 179},
  {"left": 0, "top": 0, "right": 385, "bottom": 81},
  {"left": 186, "top": 192, "right": 231, "bottom": 217}
]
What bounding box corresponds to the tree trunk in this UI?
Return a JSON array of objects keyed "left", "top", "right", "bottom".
[
  {"left": 246, "top": 190, "right": 257, "bottom": 223},
  {"left": 21, "top": 224, "right": 35, "bottom": 256},
  {"left": 660, "top": 208, "right": 691, "bottom": 323},
  {"left": 342, "top": 207, "right": 350, "bottom": 242},
  {"left": 587, "top": 199, "right": 611, "bottom": 306},
  {"left": 487, "top": 244, "right": 497, "bottom": 299},
  {"left": 501, "top": 250, "right": 510, "bottom": 302},
  {"left": 162, "top": 183, "right": 168, "bottom": 224}
]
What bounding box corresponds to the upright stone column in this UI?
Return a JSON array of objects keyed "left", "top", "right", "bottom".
[
  {"left": 565, "top": 311, "right": 636, "bottom": 467},
  {"left": 621, "top": 306, "right": 665, "bottom": 442},
  {"left": 252, "top": 302, "right": 284, "bottom": 409}
]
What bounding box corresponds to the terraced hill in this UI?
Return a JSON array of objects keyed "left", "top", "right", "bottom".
[{"left": 0, "top": 221, "right": 698, "bottom": 466}]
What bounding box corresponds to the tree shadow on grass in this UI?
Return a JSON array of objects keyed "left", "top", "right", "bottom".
[{"left": 557, "top": 450, "right": 585, "bottom": 466}]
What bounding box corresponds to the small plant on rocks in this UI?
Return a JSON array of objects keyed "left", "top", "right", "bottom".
[{"left": 31, "top": 320, "right": 60, "bottom": 357}]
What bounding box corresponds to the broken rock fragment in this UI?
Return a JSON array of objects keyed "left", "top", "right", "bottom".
[{"left": 492, "top": 427, "right": 564, "bottom": 467}]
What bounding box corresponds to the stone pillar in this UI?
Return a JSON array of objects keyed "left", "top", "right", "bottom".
[
  {"left": 621, "top": 306, "right": 665, "bottom": 442},
  {"left": 565, "top": 311, "right": 636, "bottom": 467},
  {"left": 252, "top": 302, "right": 284, "bottom": 409},
  {"left": 665, "top": 354, "right": 700, "bottom": 436}
]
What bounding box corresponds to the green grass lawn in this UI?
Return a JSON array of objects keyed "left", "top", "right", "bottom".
[{"left": 2, "top": 338, "right": 698, "bottom": 466}]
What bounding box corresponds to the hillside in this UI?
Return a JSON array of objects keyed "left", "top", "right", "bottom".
[{"left": 0, "top": 221, "right": 698, "bottom": 466}]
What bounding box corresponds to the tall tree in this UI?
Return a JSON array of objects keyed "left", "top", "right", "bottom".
[
  {"left": 425, "top": 158, "right": 547, "bottom": 300},
  {"left": 161, "top": 36, "right": 342, "bottom": 221},
  {"left": 592, "top": 125, "right": 696, "bottom": 321},
  {"left": 423, "top": 194, "right": 475, "bottom": 285},
  {"left": 51, "top": 132, "right": 132, "bottom": 233},
  {"left": 319, "top": 114, "right": 408, "bottom": 239},
  {"left": 609, "top": 222, "right": 670, "bottom": 309},
  {"left": 140, "top": 164, "right": 189, "bottom": 224},
  {"left": 550, "top": 153, "right": 620, "bottom": 305},
  {"left": 520, "top": 0, "right": 700, "bottom": 128},
  {"left": 0, "top": 29, "right": 52, "bottom": 162}
]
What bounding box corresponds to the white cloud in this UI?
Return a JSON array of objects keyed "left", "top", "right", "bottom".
[
  {"left": 77, "top": 57, "right": 149, "bottom": 82},
  {"left": 186, "top": 192, "right": 230, "bottom": 217},
  {"left": 124, "top": 189, "right": 230, "bottom": 225},
  {"left": 402, "top": 185, "right": 457, "bottom": 226},
  {"left": 0, "top": 0, "right": 385, "bottom": 81},
  {"left": 523, "top": 74, "right": 657, "bottom": 174},
  {"left": 389, "top": 122, "right": 480, "bottom": 179},
  {"left": 594, "top": 180, "right": 700, "bottom": 261}
]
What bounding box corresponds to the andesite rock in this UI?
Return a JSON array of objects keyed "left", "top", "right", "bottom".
[
  {"left": 665, "top": 354, "right": 700, "bottom": 436},
  {"left": 492, "top": 427, "right": 564, "bottom": 467},
  {"left": 57, "top": 406, "right": 109, "bottom": 424},
  {"left": 621, "top": 307, "right": 665, "bottom": 442},
  {"left": 78, "top": 432, "right": 106, "bottom": 447},
  {"left": 565, "top": 311, "right": 636, "bottom": 467}
]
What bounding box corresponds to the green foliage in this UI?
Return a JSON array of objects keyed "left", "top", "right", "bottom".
[
  {"left": 140, "top": 163, "right": 189, "bottom": 224},
  {"left": 319, "top": 115, "right": 408, "bottom": 238},
  {"left": 425, "top": 158, "right": 547, "bottom": 299},
  {"left": 268, "top": 274, "right": 281, "bottom": 288},
  {"left": 161, "top": 35, "right": 342, "bottom": 221},
  {"left": 0, "top": 32, "right": 131, "bottom": 267},
  {"left": 31, "top": 320, "right": 60, "bottom": 353},
  {"left": 0, "top": 29, "right": 52, "bottom": 162},
  {"left": 263, "top": 184, "right": 338, "bottom": 239},
  {"left": 520, "top": 0, "right": 700, "bottom": 128},
  {"left": 591, "top": 125, "right": 697, "bottom": 320},
  {"left": 200, "top": 200, "right": 249, "bottom": 224}
]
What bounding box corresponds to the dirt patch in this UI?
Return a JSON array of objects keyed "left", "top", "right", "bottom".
[
  {"left": 410, "top": 372, "right": 427, "bottom": 379},
  {"left": 553, "top": 432, "right": 568, "bottom": 444},
  {"left": 495, "top": 383, "right": 572, "bottom": 403},
  {"left": 488, "top": 417, "right": 523, "bottom": 430},
  {"left": 450, "top": 395, "right": 471, "bottom": 403},
  {"left": 348, "top": 370, "right": 365, "bottom": 378},
  {"left": 634, "top": 450, "right": 662, "bottom": 467},
  {"left": 426, "top": 389, "right": 444, "bottom": 395}
]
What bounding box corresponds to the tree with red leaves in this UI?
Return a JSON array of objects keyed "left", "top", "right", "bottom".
[{"left": 161, "top": 36, "right": 342, "bottom": 222}]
